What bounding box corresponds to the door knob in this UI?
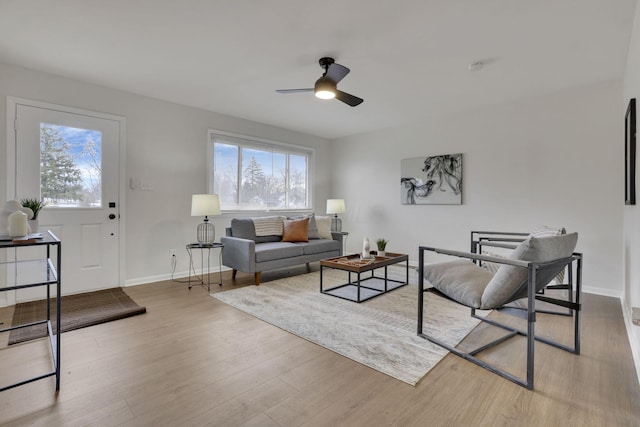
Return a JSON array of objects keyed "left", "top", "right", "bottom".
[{"left": 108, "top": 213, "right": 116, "bottom": 220}]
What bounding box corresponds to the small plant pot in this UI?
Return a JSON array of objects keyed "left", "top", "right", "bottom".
[
  {"left": 29, "top": 219, "right": 38, "bottom": 233},
  {"left": 378, "top": 250, "right": 386, "bottom": 257}
]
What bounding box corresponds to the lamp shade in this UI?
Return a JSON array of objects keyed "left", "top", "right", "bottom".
[
  {"left": 326, "top": 199, "right": 345, "bottom": 214},
  {"left": 191, "top": 194, "right": 221, "bottom": 217}
]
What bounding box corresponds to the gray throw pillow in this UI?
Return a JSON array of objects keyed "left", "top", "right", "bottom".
[{"left": 230, "top": 218, "right": 280, "bottom": 243}]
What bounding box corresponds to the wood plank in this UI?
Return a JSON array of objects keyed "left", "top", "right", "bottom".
[{"left": 0, "top": 267, "right": 637, "bottom": 426}]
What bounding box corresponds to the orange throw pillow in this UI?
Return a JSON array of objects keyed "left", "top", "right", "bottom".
[{"left": 281, "top": 218, "right": 309, "bottom": 242}]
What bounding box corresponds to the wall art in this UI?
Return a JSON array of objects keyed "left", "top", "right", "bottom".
[{"left": 401, "top": 153, "right": 462, "bottom": 205}]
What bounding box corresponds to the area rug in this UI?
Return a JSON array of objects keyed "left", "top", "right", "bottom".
[
  {"left": 212, "top": 267, "right": 486, "bottom": 386},
  {"left": 8, "top": 287, "right": 147, "bottom": 345}
]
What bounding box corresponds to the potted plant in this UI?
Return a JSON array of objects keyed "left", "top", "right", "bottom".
[
  {"left": 20, "top": 198, "right": 47, "bottom": 232},
  {"left": 376, "top": 238, "right": 388, "bottom": 257}
]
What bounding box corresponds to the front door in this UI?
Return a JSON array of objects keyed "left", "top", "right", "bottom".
[{"left": 9, "top": 100, "right": 122, "bottom": 299}]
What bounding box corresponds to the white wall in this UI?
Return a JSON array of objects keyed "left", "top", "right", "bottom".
[
  {"left": 0, "top": 63, "right": 332, "bottom": 285},
  {"left": 623, "top": 0, "right": 640, "bottom": 381},
  {"left": 331, "top": 80, "right": 623, "bottom": 297}
]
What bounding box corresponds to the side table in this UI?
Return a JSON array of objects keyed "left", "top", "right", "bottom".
[
  {"left": 334, "top": 231, "right": 349, "bottom": 255},
  {"left": 186, "top": 242, "right": 224, "bottom": 292}
]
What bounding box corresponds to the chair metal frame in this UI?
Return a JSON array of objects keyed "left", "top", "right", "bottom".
[{"left": 417, "top": 233, "right": 582, "bottom": 390}]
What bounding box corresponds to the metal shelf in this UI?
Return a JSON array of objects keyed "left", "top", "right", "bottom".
[{"left": 0, "top": 230, "right": 61, "bottom": 392}]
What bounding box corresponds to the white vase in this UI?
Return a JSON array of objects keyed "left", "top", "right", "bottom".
[
  {"left": 29, "top": 219, "right": 38, "bottom": 232},
  {"left": 362, "top": 237, "right": 370, "bottom": 258},
  {"left": 378, "top": 250, "right": 386, "bottom": 257},
  {"left": 9, "top": 211, "right": 28, "bottom": 237}
]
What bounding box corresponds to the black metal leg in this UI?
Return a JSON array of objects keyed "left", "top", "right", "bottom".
[
  {"left": 187, "top": 247, "right": 193, "bottom": 289},
  {"left": 55, "top": 244, "right": 61, "bottom": 391},
  {"left": 575, "top": 255, "right": 582, "bottom": 354},
  {"left": 417, "top": 248, "right": 424, "bottom": 335},
  {"left": 218, "top": 248, "right": 223, "bottom": 287},
  {"left": 526, "top": 266, "right": 536, "bottom": 390},
  {"left": 384, "top": 266, "right": 388, "bottom": 292},
  {"left": 406, "top": 258, "right": 409, "bottom": 285}
]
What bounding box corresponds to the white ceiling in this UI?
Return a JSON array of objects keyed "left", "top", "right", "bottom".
[{"left": 0, "top": 0, "right": 636, "bottom": 139}]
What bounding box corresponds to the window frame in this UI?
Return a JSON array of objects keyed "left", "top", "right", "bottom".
[{"left": 207, "top": 129, "right": 314, "bottom": 213}]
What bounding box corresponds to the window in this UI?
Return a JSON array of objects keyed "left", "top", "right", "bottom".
[
  {"left": 40, "top": 123, "right": 103, "bottom": 208},
  {"left": 209, "top": 131, "right": 312, "bottom": 211}
]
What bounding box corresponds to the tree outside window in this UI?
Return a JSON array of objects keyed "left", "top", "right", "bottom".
[{"left": 40, "top": 123, "right": 103, "bottom": 207}]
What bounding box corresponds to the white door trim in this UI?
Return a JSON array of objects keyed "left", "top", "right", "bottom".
[{"left": 6, "top": 97, "right": 127, "bottom": 288}]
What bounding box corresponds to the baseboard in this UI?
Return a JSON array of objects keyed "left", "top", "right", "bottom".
[
  {"left": 124, "top": 266, "right": 233, "bottom": 287},
  {"left": 621, "top": 298, "right": 640, "bottom": 388},
  {"left": 582, "top": 285, "right": 622, "bottom": 298}
]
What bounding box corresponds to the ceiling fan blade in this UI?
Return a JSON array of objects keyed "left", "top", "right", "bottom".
[
  {"left": 276, "top": 88, "right": 314, "bottom": 94},
  {"left": 325, "top": 63, "right": 350, "bottom": 84},
  {"left": 335, "top": 90, "right": 363, "bottom": 107}
]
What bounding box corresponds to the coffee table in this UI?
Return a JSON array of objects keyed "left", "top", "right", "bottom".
[{"left": 320, "top": 252, "right": 409, "bottom": 303}]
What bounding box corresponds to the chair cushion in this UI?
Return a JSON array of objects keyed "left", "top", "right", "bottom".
[
  {"left": 480, "top": 233, "right": 578, "bottom": 309},
  {"left": 424, "top": 259, "right": 494, "bottom": 308},
  {"left": 481, "top": 226, "right": 567, "bottom": 283},
  {"left": 282, "top": 218, "right": 309, "bottom": 242},
  {"left": 530, "top": 225, "right": 566, "bottom": 237}
]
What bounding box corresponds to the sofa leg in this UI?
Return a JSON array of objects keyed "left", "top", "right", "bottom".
[
  {"left": 254, "top": 272, "right": 261, "bottom": 286},
  {"left": 232, "top": 269, "right": 237, "bottom": 279}
]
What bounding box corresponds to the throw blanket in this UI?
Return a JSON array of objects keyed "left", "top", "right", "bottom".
[{"left": 252, "top": 216, "right": 285, "bottom": 236}]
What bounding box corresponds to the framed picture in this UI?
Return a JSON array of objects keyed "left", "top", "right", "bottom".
[
  {"left": 626, "top": 98, "right": 636, "bottom": 205},
  {"left": 400, "top": 153, "right": 462, "bottom": 205}
]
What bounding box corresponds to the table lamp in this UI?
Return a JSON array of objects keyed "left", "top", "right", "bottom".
[
  {"left": 326, "top": 199, "right": 345, "bottom": 232},
  {"left": 191, "top": 194, "right": 221, "bottom": 244}
]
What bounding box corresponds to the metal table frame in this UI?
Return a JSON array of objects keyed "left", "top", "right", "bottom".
[
  {"left": 186, "top": 242, "right": 224, "bottom": 292},
  {"left": 320, "top": 252, "right": 409, "bottom": 303},
  {"left": 0, "top": 230, "right": 61, "bottom": 392}
]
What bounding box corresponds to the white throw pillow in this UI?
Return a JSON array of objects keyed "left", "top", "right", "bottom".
[{"left": 315, "top": 216, "right": 333, "bottom": 239}]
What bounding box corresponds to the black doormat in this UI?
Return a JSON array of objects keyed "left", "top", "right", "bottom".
[{"left": 8, "top": 287, "right": 147, "bottom": 345}]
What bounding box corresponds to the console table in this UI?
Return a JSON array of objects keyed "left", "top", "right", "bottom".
[{"left": 0, "top": 230, "right": 61, "bottom": 392}]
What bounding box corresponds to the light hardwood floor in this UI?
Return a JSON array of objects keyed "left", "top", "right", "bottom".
[{"left": 0, "top": 265, "right": 639, "bottom": 426}]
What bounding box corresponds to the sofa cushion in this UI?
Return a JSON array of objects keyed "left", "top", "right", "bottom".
[
  {"left": 314, "top": 216, "right": 333, "bottom": 239},
  {"left": 230, "top": 218, "right": 280, "bottom": 243},
  {"left": 252, "top": 215, "right": 285, "bottom": 236},
  {"left": 282, "top": 218, "right": 309, "bottom": 242},
  {"left": 255, "top": 242, "right": 304, "bottom": 263},
  {"left": 301, "top": 239, "right": 340, "bottom": 255},
  {"left": 291, "top": 213, "right": 320, "bottom": 239}
]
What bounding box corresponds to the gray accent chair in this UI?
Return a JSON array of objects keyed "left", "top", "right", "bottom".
[
  {"left": 221, "top": 218, "right": 343, "bottom": 285},
  {"left": 417, "top": 231, "right": 582, "bottom": 389}
]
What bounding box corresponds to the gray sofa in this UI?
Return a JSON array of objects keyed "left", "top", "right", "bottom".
[{"left": 221, "top": 217, "right": 343, "bottom": 285}]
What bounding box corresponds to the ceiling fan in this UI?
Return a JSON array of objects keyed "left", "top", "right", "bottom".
[{"left": 276, "top": 57, "right": 364, "bottom": 107}]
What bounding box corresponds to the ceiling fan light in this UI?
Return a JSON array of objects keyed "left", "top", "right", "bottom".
[
  {"left": 315, "top": 90, "right": 335, "bottom": 99},
  {"left": 314, "top": 78, "right": 336, "bottom": 99}
]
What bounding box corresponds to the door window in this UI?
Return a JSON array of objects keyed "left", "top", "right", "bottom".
[{"left": 40, "top": 123, "right": 102, "bottom": 208}]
